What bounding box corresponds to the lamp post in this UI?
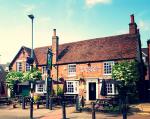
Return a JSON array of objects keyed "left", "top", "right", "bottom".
[
  {"left": 28, "top": 14, "right": 34, "bottom": 72},
  {"left": 62, "top": 80, "right": 67, "bottom": 119},
  {"left": 46, "top": 48, "right": 53, "bottom": 109},
  {"left": 27, "top": 14, "right": 34, "bottom": 119}
]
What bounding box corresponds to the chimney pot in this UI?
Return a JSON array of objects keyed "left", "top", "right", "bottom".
[
  {"left": 130, "top": 14, "right": 134, "bottom": 23},
  {"left": 53, "top": 29, "right": 56, "bottom": 36}
]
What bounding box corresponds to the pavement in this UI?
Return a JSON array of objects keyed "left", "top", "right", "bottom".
[{"left": 0, "top": 103, "right": 150, "bottom": 119}]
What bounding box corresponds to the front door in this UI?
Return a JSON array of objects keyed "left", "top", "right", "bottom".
[{"left": 89, "top": 82, "right": 96, "bottom": 100}]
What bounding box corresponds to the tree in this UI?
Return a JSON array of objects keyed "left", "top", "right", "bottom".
[
  {"left": 112, "top": 60, "right": 139, "bottom": 85},
  {"left": 112, "top": 60, "right": 140, "bottom": 102},
  {"left": 6, "top": 68, "right": 42, "bottom": 97},
  {"left": 6, "top": 71, "right": 23, "bottom": 96}
]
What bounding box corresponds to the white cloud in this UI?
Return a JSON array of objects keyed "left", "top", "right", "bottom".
[
  {"left": 86, "top": 0, "right": 112, "bottom": 6},
  {"left": 138, "top": 20, "right": 150, "bottom": 31},
  {"left": 22, "top": 4, "right": 36, "bottom": 14}
]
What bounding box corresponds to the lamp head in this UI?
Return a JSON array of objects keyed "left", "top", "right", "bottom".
[{"left": 28, "top": 14, "right": 34, "bottom": 19}]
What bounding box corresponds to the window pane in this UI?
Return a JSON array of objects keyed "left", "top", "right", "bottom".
[
  {"left": 104, "top": 62, "right": 114, "bottom": 74},
  {"left": 66, "top": 81, "right": 78, "bottom": 94},
  {"left": 16, "top": 62, "right": 22, "bottom": 72},
  {"left": 68, "top": 64, "right": 76, "bottom": 76},
  {"left": 26, "top": 62, "right": 30, "bottom": 71}
]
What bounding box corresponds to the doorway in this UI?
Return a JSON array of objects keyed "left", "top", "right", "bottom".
[{"left": 89, "top": 82, "right": 96, "bottom": 100}]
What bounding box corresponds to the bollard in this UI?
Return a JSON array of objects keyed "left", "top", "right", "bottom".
[
  {"left": 122, "top": 101, "right": 127, "bottom": 119},
  {"left": 75, "top": 95, "right": 80, "bottom": 112},
  {"left": 46, "top": 95, "right": 49, "bottom": 109},
  {"left": 81, "top": 96, "right": 84, "bottom": 108},
  {"left": 92, "top": 102, "right": 96, "bottom": 119},
  {"left": 22, "top": 97, "right": 25, "bottom": 109},
  {"left": 30, "top": 97, "right": 34, "bottom": 119},
  {"left": 49, "top": 97, "right": 53, "bottom": 110},
  {"left": 62, "top": 96, "right": 66, "bottom": 119},
  {"left": 62, "top": 101, "right": 66, "bottom": 119},
  {"left": 37, "top": 100, "right": 39, "bottom": 109}
]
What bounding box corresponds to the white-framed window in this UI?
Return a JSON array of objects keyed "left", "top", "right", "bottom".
[
  {"left": 100, "top": 80, "right": 116, "bottom": 96},
  {"left": 26, "top": 62, "right": 30, "bottom": 72},
  {"left": 106, "top": 83, "right": 115, "bottom": 95},
  {"left": 103, "top": 61, "right": 114, "bottom": 75},
  {"left": 42, "top": 66, "right": 47, "bottom": 74},
  {"left": 66, "top": 81, "right": 79, "bottom": 94},
  {"left": 16, "top": 62, "right": 22, "bottom": 72},
  {"left": 35, "top": 84, "right": 46, "bottom": 94},
  {"left": 68, "top": 64, "right": 76, "bottom": 76}
]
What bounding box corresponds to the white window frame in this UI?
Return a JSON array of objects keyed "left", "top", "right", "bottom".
[
  {"left": 16, "top": 61, "right": 22, "bottom": 72},
  {"left": 106, "top": 83, "right": 115, "bottom": 95},
  {"left": 66, "top": 81, "right": 79, "bottom": 94},
  {"left": 26, "top": 62, "right": 30, "bottom": 72},
  {"left": 103, "top": 61, "right": 114, "bottom": 75},
  {"left": 35, "top": 84, "right": 46, "bottom": 94},
  {"left": 68, "top": 64, "right": 76, "bottom": 76}
]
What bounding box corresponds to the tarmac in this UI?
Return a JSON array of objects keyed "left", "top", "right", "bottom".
[{"left": 0, "top": 103, "right": 150, "bottom": 119}]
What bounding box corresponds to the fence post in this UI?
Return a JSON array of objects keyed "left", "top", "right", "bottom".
[
  {"left": 76, "top": 95, "right": 80, "bottom": 112},
  {"left": 22, "top": 97, "right": 25, "bottom": 109},
  {"left": 37, "top": 100, "right": 39, "bottom": 109},
  {"left": 62, "top": 96, "right": 66, "bottom": 119},
  {"left": 92, "top": 102, "right": 96, "bottom": 119},
  {"left": 49, "top": 97, "right": 53, "bottom": 110},
  {"left": 30, "top": 97, "right": 33, "bottom": 119}
]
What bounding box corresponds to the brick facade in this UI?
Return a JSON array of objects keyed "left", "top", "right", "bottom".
[{"left": 9, "top": 14, "right": 144, "bottom": 101}]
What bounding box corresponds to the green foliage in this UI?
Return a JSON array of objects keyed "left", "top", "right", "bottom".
[
  {"left": 23, "top": 68, "right": 42, "bottom": 82},
  {"left": 112, "top": 60, "right": 140, "bottom": 103},
  {"left": 6, "top": 68, "right": 42, "bottom": 97},
  {"left": 6, "top": 71, "right": 23, "bottom": 89},
  {"left": 112, "top": 60, "right": 140, "bottom": 86}
]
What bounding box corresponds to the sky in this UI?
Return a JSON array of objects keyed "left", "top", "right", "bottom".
[{"left": 0, "top": 0, "right": 150, "bottom": 64}]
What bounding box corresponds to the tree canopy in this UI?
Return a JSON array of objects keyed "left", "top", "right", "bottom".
[{"left": 112, "top": 60, "right": 140, "bottom": 86}]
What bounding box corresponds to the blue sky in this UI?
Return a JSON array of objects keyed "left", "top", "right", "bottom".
[{"left": 0, "top": 0, "right": 150, "bottom": 64}]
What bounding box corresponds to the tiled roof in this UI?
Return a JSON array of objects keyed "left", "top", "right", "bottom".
[
  {"left": 34, "top": 46, "right": 51, "bottom": 65},
  {"left": 34, "top": 33, "right": 139, "bottom": 65}
]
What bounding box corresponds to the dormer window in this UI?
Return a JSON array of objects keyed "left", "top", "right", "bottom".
[{"left": 68, "top": 64, "right": 76, "bottom": 76}]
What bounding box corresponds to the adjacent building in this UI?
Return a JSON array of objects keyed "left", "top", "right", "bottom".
[
  {"left": 9, "top": 14, "right": 145, "bottom": 101},
  {"left": 0, "top": 64, "right": 8, "bottom": 97}
]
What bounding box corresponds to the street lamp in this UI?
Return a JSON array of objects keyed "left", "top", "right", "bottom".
[
  {"left": 28, "top": 14, "right": 34, "bottom": 119},
  {"left": 28, "top": 14, "right": 34, "bottom": 58},
  {"left": 27, "top": 14, "right": 34, "bottom": 72}
]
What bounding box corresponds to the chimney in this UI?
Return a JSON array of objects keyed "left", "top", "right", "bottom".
[
  {"left": 52, "top": 29, "right": 59, "bottom": 64},
  {"left": 129, "top": 14, "right": 138, "bottom": 34}
]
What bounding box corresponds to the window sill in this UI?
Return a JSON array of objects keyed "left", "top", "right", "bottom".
[
  {"left": 67, "top": 75, "right": 76, "bottom": 77},
  {"left": 103, "top": 74, "right": 112, "bottom": 76},
  {"left": 65, "top": 92, "right": 78, "bottom": 95}
]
